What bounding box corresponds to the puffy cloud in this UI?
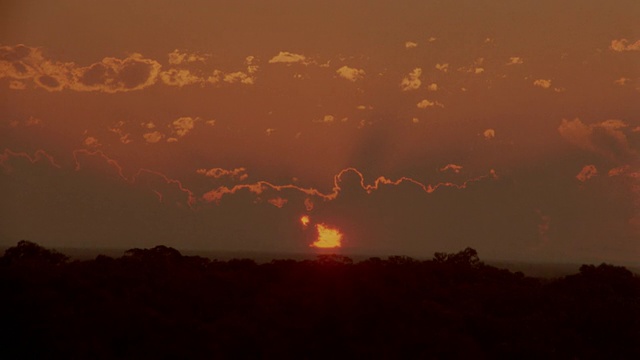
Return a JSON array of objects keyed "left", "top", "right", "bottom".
[
  {"left": 159, "top": 68, "right": 204, "bottom": 87},
  {"left": 507, "top": 57, "right": 523, "bottom": 65},
  {"left": 143, "top": 131, "right": 164, "bottom": 144},
  {"left": 576, "top": 165, "right": 598, "bottom": 182},
  {"left": 435, "top": 63, "right": 449, "bottom": 73},
  {"left": 411, "top": 117, "right": 420, "bottom": 124},
  {"left": 336, "top": 65, "right": 365, "bottom": 81},
  {"left": 71, "top": 53, "right": 162, "bottom": 93},
  {"left": 0, "top": 45, "right": 72, "bottom": 91},
  {"left": 483, "top": 129, "right": 496, "bottom": 140},
  {"left": 207, "top": 70, "right": 223, "bottom": 84},
  {"left": 141, "top": 121, "right": 156, "bottom": 129},
  {"left": 440, "top": 164, "right": 463, "bottom": 174},
  {"left": 558, "top": 118, "right": 638, "bottom": 163},
  {"left": 268, "top": 51, "right": 308, "bottom": 64},
  {"left": 610, "top": 39, "right": 640, "bottom": 52},
  {"left": 400, "top": 68, "right": 422, "bottom": 91},
  {"left": 533, "top": 79, "right": 552, "bottom": 89},
  {"left": 0, "top": 44, "right": 48, "bottom": 80},
  {"left": 426, "top": 83, "right": 438, "bottom": 91},
  {"left": 416, "top": 99, "right": 444, "bottom": 109},
  {"left": 1, "top": 44, "right": 269, "bottom": 92},
  {"left": 223, "top": 71, "right": 255, "bottom": 85},
  {"left": 171, "top": 117, "right": 197, "bottom": 137},
  {"left": 167, "top": 49, "right": 207, "bottom": 65},
  {"left": 245, "top": 56, "right": 259, "bottom": 74},
  {"left": 405, "top": 41, "right": 418, "bottom": 49}
]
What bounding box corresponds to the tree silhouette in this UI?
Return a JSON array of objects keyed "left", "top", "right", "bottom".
[
  {"left": 2, "top": 240, "right": 68, "bottom": 265},
  {"left": 1, "top": 241, "right": 639, "bottom": 358},
  {"left": 433, "top": 247, "right": 481, "bottom": 267}
]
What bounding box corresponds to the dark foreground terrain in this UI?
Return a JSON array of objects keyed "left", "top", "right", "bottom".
[{"left": 2, "top": 241, "right": 639, "bottom": 358}]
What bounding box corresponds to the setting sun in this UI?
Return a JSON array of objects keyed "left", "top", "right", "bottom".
[{"left": 310, "top": 223, "right": 343, "bottom": 249}]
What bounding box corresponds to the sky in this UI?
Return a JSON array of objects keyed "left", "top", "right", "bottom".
[{"left": 1, "top": 0, "right": 639, "bottom": 262}]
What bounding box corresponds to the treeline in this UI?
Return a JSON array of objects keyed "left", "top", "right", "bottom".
[{"left": 1, "top": 241, "right": 639, "bottom": 358}]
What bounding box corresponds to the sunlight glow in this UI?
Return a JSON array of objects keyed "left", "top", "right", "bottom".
[{"left": 311, "top": 223, "right": 343, "bottom": 249}]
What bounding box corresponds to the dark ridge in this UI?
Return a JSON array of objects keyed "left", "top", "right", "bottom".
[{"left": 2, "top": 241, "right": 639, "bottom": 358}]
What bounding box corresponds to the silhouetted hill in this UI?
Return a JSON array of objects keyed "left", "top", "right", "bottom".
[{"left": 1, "top": 241, "right": 639, "bottom": 358}]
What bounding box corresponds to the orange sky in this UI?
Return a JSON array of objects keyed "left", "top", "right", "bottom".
[{"left": 1, "top": 0, "right": 639, "bottom": 262}]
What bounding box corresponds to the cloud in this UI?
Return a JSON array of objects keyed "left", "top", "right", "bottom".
[
  {"left": 268, "top": 51, "right": 308, "bottom": 64},
  {"left": 610, "top": 39, "right": 640, "bottom": 52},
  {"left": 507, "top": 57, "right": 523, "bottom": 65},
  {"left": 405, "top": 41, "right": 418, "bottom": 49},
  {"left": 143, "top": 131, "right": 164, "bottom": 143},
  {"left": 576, "top": 165, "right": 598, "bottom": 182},
  {"left": 336, "top": 65, "right": 365, "bottom": 81},
  {"left": 440, "top": 164, "right": 463, "bottom": 174},
  {"left": 25, "top": 117, "right": 41, "bottom": 126},
  {"left": 196, "top": 167, "right": 248, "bottom": 181},
  {"left": 416, "top": 99, "right": 444, "bottom": 109},
  {"left": 1, "top": 44, "right": 255, "bottom": 91},
  {"left": 207, "top": 70, "right": 223, "bottom": 84},
  {"left": 614, "top": 77, "right": 632, "bottom": 85},
  {"left": 533, "top": 79, "right": 552, "bottom": 89},
  {"left": 108, "top": 121, "right": 133, "bottom": 144},
  {"left": 0, "top": 44, "right": 47, "bottom": 80},
  {"left": 167, "top": 49, "right": 207, "bottom": 65},
  {"left": 171, "top": 117, "right": 197, "bottom": 137},
  {"left": 483, "top": 129, "right": 496, "bottom": 140},
  {"left": 426, "top": 83, "right": 438, "bottom": 91},
  {"left": 159, "top": 69, "right": 204, "bottom": 87},
  {"left": 435, "top": 63, "right": 449, "bottom": 73},
  {"left": 223, "top": 71, "right": 255, "bottom": 85},
  {"left": 9, "top": 116, "right": 42, "bottom": 128},
  {"left": 558, "top": 118, "right": 638, "bottom": 163},
  {"left": 9, "top": 80, "right": 26, "bottom": 90},
  {"left": 245, "top": 56, "right": 259, "bottom": 74},
  {"left": 72, "top": 53, "right": 162, "bottom": 93},
  {"left": 457, "top": 58, "right": 484, "bottom": 74},
  {"left": 400, "top": 68, "right": 422, "bottom": 91},
  {"left": 315, "top": 115, "right": 335, "bottom": 123},
  {"left": 268, "top": 197, "right": 288, "bottom": 208},
  {"left": 83, "top": 136, "right": 101, "bottom": 148}
]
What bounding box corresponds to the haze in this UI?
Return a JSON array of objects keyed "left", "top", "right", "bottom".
[{"left": 1, "top": 0, "right": 639, "bottom": 262}]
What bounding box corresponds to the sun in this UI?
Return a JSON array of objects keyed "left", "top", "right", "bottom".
[{"left": 310, "top": 223, "right": 343, "bottom": 249}]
